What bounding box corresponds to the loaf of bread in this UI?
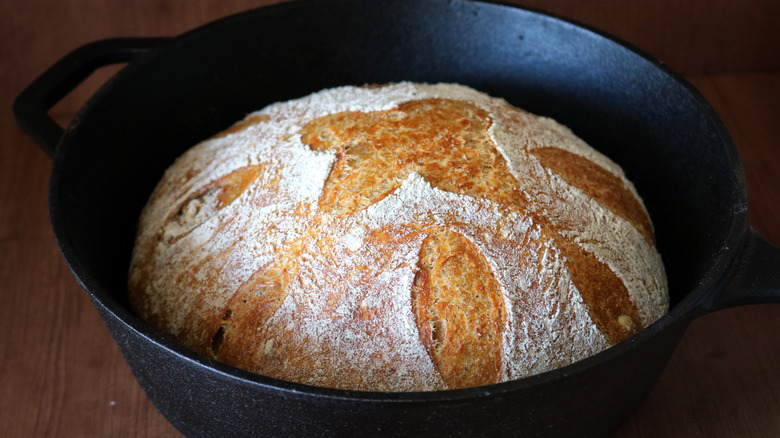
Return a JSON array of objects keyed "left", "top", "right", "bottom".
[{"left": 129, "top": 83, "right": 668, "bottom": 391}]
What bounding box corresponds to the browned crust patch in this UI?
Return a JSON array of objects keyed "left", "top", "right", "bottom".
[
  {"left": 302, "top": 98, "right": 525, "bottom": 215},
  {"left": 558, "top": 241, "right": 643, "bottom": 343},
  {"left": 412, "top": 228, "right": 505, "bottom": 388},
  {"left": 161, "top": 165, "right": 266, "bottom": 246},
  {"left": 209, "top": 264, "right": 291, "bottom": 367},
  {"left": 531, "top": 146, "right": 654, "bottom": 244}
]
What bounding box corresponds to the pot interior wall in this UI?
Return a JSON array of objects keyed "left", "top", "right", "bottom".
[{"left": 52, "top": 0, "right": 742, "bottom": 322}]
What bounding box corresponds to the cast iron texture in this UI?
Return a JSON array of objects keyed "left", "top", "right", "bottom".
[{"left": 14, "top": 0, "right": 780, "bottom": 436}]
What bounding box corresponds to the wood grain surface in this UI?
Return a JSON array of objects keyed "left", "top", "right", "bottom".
[{"left": 1, "top": 1, "right": 779, "bottom": 437}]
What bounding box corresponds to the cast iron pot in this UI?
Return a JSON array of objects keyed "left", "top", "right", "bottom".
[{"left": 14, "top": 0, "right": 780, "bottom": 436}]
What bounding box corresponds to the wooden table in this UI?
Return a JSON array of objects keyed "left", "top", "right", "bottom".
[{"left": 2, "top": 2, "right": 779, "bottom": 437}]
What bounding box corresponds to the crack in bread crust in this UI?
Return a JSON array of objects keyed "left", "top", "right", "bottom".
[
  {"left": 412, "top": 227, "right": 506, "bottom": 388},
  {"left": 530, "top": 147, "right": 654, "bottom": 244},
  {"left": 302, "top": 98, "right": 521, "bottom": 215}
]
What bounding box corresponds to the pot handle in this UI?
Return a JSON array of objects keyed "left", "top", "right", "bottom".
[
  {"left": 704, "top": 227, "right": 780, "bottom": 312},
  {"left": 13, "top": 37, "right": 168, "bottom": 157}
]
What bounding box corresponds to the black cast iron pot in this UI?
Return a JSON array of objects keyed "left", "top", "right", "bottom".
[{"left": 14, "top": 0, "right": 780, "bottom": 436}]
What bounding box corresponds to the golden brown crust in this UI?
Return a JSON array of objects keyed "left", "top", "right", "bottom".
[
  {"left": 559, "top": 241, "right": 643, "bottom": 343},
  {"left": 412, "top": 227, "right": 506, "bottom": 388},
  {"left": 303, "top": 98, "right": 523, "bottom": 215},
  {"left": 129, "top": 83, "right": 668, "bottom": 391},
  {"left": 530, "top": 147, "right": 654, "bottom": 244}
]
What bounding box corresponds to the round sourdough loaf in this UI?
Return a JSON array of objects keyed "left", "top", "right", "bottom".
[{"left": 128, "top": 83, "right": 668, "bottom": 391}]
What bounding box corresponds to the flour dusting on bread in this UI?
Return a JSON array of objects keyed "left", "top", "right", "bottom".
[{"left": 129, "top": 83, "right": 668, "bottom": 391}]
